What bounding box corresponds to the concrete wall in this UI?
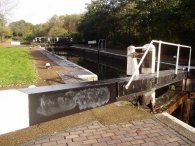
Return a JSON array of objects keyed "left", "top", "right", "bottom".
[
  {"left": 0, "top": 90, "right": 29, "bottom": 135},
  {"left": 23, "top": 83, "right": 116, "bottom": 125},
  {"left": 0, "top": 85, "right": 113, "bottom": 134}
]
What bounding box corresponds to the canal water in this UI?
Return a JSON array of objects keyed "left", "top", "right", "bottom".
[{"left": 59, "top": 51, "right": 126, "bottom": 80}]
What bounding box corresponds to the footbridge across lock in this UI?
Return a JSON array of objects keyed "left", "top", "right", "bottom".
[{"left": 17, "top": 40, "right": 193, "bottom": 126}]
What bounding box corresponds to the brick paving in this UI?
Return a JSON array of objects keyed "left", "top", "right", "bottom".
[{"left": 20, "top": 119, "right": 193, "bottom": 146}]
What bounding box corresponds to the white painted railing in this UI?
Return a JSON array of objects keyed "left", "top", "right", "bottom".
[
  {"left": 125, "top": 40, "right": 192, "bottom": 89},
  {"left": 98, "top": 39, "right": 106, "bottom": 51}
]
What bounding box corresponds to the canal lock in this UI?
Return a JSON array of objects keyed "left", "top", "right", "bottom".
[{"left": 45, "top": 42, "right": 194, "bottom": 127}]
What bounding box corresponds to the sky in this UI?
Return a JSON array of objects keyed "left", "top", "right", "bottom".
[{"left": 11, "top": 0, "right": 91, "bottom": 24}]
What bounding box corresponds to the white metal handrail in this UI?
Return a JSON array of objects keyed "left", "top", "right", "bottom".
[
  {"left": 125, "top": 40, "right": 192, "bottom": 89},
  {"left": 98, "top": 39, "right": 106, "bottom": 51}
]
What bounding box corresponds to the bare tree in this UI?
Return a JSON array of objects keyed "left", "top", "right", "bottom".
[
  {"left": 0, "top": 0, "right": 17, "bottom": 23},
  {"left": 0, "top": 0, "right": 16, "bottom": 40}
]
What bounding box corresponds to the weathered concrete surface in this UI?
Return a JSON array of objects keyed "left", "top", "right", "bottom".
[
  {"left": 156, "top": 112, "right": 195, "bottom": 144},
  {"left": 0, "top": 102, "right": 151, "bottom": 146},
  {"left": 40, "top": 48, "right": 98, "bottom": 83}
]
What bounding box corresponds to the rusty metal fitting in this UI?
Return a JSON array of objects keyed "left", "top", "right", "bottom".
[{"left": 129, "top": 52, "right": 139, "bottom": 58}]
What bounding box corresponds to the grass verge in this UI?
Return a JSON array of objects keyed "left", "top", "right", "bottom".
[{"left": 0, "top": 47, "right": 37, "bottom": 86}]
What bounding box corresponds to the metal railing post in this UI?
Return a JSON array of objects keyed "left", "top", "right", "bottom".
[
  {"left": 188, "top": 47, "right": 192, "bottom": 72},
  {"left": 175, "top": 45, "right": 180, "bottom": 74},
  {"left": 157, "top": 42, "right": 162, "bottom": 78},
  {"left": 105, "top": 40, "right": 107, "bottom": 50},
  {"left": 151, "top": 45, "right": 156, "bottom": 73},
  {"left": 98, "top": 40, "right": 101, "bottom": 51}
]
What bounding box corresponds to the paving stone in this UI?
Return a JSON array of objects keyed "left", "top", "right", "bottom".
[
  {"left": 49, "top": 136, "right": 64, "bottom": 141},
  {"left": 97, "top": 137, "right": 112, "bottom": 143},
  {"left": 70, "top": 131, "right": 83, "bottom": 135},
  {"left": 29, "top": 144, "right": 41, "bottom": 146},
  {"left": 84, "top": 129, "right": 96, "bottom": 133},
  {"left": 67, "top": 141, "right": 81, "bottom": 146},
  {"left": 121, "top": 123, "right": 133, "bottom": 128},
  {"left": 121, "top": 137, "right": 134, "bottom": 142},
  {"left": 167, "top": 137, "right": 181, "bottom": 142},
  {"left": 66, "top": 135, "right": 79, "bottom": 139},
  {"left": 20, "top": 141, "right": 35, "bottom": 146},
  {"left": 166, "top": 141, "right": 180, "bottom": 146},
  {"left": 92, "top": 142, "right": 107, "bottom": 146},
  {"left": 143, "top": 119, "right": 156, "bottom": 124},
  {"left": 106, "top": 129, "right": 119, "bottom": 133},
  {"left": 82, "top": 139, "right": 97, "bottom": 144},
  {"left": 20, "top": 119, "right": 192, "bottom": 146},
  {"left": 42, "top": 141, "right": 57, "bottom": 146},
  {"left": 117, "top": 142, "right": 131, "bottom": 146},
  {"left": 111, "top": 135, "right": 124, "bottom": 140},
  {"left": 93, "top": 130, "right": 106, "bottom": 135},
  {"left": 130, "top": 139, "right": 145, "bottom": 145},
  {"left": 114, "top": 130, "right": 128, "bottom": 135},
  {"left": 55, "top": 132, "right": 70, "bottom": 137},
  {"left": 102, "top": 132, "right": 115, "bottom": 137},
  {"left": 88, "top": 125, "right": 102, "bottom": 129},
  {"left": 80, "top": 132, "right": 94, "bottom": 137},
  {"left": 107, "top": 139, "right": 121, "bottom": 145},
  {"left": 134, "top": 135, "right": 148, "bottom": 140},
  {"left": 35, "top": 138, "right": 49, "bottom": 144},
  {"left": 143, "top": 123, "right": 155, "bottom": 128},
  {"left": 147, "top": 132, "right": 161, "bottom": 137},
  {"left": 141, "top": 142, "right": 156, "bottom": 146},
  {"left": 155, "top": 139, "right": 169, "bottom": 145},
  {"left": 73, "top": 136, "right": 87, "bottom": 142},
  {"left": 55, "top": 144, "right": 68, "bottom": 146},
  {"left": 144, "top": 137, "right": 158, "bottom": 142},
  {"left": 87, "top": 134, "right": 102, "bottom": 140},
  {"left": 125, "top": 132, "right": 137, "bottom": 137},
  {"left": 131, "top": 121, "right": 145, "bottom": 125},
  {"left": 138, "top": 130, "right": 150, "bottom": 135},
  {"left": 57, "top": 139, "right": 72, "bottom": 144}
]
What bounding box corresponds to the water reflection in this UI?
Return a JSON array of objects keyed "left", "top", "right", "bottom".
[{"left": 60, "top": 51, "right": 126, "bottom": 80}]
